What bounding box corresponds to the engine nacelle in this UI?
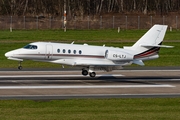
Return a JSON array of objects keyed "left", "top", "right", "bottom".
[{"left": 105, "top": 50, "right": 134, "bottom": 61}]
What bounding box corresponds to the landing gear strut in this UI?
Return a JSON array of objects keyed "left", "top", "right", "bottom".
[{"left": 18, "top": 61, "right": 23, "bottom": 70}]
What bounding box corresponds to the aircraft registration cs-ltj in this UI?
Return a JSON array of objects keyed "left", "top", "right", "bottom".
[{"left": 5, "top": 25, "right": 173, "bottom": 77}]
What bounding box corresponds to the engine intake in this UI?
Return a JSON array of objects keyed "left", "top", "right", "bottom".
[{"left": 105, "top": 50, "right": 133, "bottom": 61}]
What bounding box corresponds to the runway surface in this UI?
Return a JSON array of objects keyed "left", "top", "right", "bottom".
[{"left": 0, "top": 69, "right": 180, "bottom": 100}]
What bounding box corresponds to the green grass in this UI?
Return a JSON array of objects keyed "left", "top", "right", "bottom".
[
  {"left": 1, "top": 29, "right": 143, "bottom": 42},
  {"left": 1, "top": 29, "right": 180, "bottom": 42},
  {"left": 0, "top": 98, "right": 180, "bottom": 120}
]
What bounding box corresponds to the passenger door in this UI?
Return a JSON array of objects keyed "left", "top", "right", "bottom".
[{"left": 46, "top": 44, "right": 53, "bottom": 59}]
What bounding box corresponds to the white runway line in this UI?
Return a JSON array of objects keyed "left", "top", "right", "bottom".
[
  {"left": 0, "top": 85, "right": 175, "bottom": 89},
  {"left": 0, "top": 74, "right": 124, "bottom": 78},
  {"left": 0, "top": 75, "right": 82, "bottom": 78}
]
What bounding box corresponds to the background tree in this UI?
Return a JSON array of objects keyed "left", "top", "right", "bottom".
[{"left": 0, "top": 0, "right": 180, "bottom": 16}]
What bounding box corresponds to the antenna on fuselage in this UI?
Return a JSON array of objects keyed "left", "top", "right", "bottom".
[{"left": 71, "top": 41, "right": 74, "bottom": 44}]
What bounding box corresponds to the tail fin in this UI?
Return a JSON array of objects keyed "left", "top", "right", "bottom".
[
  {"left": 124, "top": 25, "right": 172, "bottom": 61},
  {"left": 132, "top": 24, "right": 168, "bottom": 50}
]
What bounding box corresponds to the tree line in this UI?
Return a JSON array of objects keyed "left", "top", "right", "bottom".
[{"left": 0, "top": 0, "right": 180, "bottom": 17}]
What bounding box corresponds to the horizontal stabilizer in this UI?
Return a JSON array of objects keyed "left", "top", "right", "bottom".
[
  {"left": 133, "top": 60, "right": 144, "bottom": 66},
  {"left": 140, "top": 44, "right": 174, "bottom": 48}
]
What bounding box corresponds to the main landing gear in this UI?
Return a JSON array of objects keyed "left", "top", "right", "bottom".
[
  {"left": 82, "top": 69, "right": 96, "bottom": 78},
  {"left": 89, "top": 72, "right": 96, "bottom": 78},
  {"left": 18, "top": 61, "right": 23, "bottom": 70}
]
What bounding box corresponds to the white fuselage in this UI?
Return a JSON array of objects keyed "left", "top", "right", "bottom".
[{"left": 5, "top": 42, "right": 136, "bottom": 67}]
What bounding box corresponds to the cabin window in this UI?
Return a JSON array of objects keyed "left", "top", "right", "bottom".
[
  {"left": 68, "top": 49, "right": 71, "bottom": 54},
  {"left": 79, "top": 50, "right": 82, "bottom": 54},
  {"left": 57, "top": 49, "right": 60, "bottom": 53},
  {"left": 63, "top": 49, "right": 66, "bottom": 53},
  {"left": 24, "top": 45, "right": 38, "bottom": 49},
  {"left": 73, "top": 50, "right": 76, "bottom": 54}
]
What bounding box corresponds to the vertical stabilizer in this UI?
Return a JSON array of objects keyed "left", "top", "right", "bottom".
[
  {"left": 132, "top": 24, "right": 167, "bottom": 50},
  {"left": 124, "top": 25, "right": 168, "bottom": 59},
  {"left": 123, "top": 25, "right": 170, "bottom": 63}
]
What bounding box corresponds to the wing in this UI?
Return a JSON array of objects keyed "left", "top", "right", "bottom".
[
  {"left": 51, "top": 58, "right": 132, "bottom": 66},
  {"left": 50, "top": 58, "right": 131, "bottom": 71}
]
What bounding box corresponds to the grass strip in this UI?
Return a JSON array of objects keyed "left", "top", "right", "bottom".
[
  {"left": 0, "top": 98, "right": 180, "bottom": 120},
  {"left": 0, "top": 29, "right": 180, "bottom": 42}
]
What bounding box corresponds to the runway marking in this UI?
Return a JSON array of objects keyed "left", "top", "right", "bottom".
[
  {"left": 0, "top": 85, "right": 175, "bottom": 89},
  {"left": 0, "top": 74, "right": 124, "bottom": 78}
]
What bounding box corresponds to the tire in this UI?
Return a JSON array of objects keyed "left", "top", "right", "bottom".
[
  {"left": 82, "top": 70, "right": 88, "bottom": 76},
  {"left": 89, "top": 72, "right": 96, "bottom": 77},
  {"left": 18, "top": 66, "right": 22, "bottom": 70}
]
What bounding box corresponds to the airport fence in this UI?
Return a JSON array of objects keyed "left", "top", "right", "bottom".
[{"left": 0, "top": 15, "right": 179, "bottom": 30}]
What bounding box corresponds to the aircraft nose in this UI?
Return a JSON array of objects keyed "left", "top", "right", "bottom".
[{"left": 5, "top": 51, "right": 13, "bottom": 58}]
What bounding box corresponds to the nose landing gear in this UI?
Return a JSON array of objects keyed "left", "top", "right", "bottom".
[{"left": 18, "top": 61, "right": 23, "bottom": 70}]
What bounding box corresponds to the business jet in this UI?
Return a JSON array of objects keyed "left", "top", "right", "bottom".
[{"left": 5, "top": 25, "right": 173, "bottom": 77}]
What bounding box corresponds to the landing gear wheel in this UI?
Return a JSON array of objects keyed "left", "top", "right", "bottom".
[
  {"left": 18, "top": 66, "right": 22, "bottom": 70},
  {"left": 82, "top": 70, "right": 88, "bottom": 76},
  {"left": 89, "top": 72, "right": 96, "bottom": 78}
]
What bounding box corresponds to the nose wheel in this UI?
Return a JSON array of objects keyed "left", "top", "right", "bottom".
[
  {"left": 18, "top": 61, "right": 23, "bottom": 70},
  {"left": 18, "top": 66, "right": 22, "bottom": 70}
]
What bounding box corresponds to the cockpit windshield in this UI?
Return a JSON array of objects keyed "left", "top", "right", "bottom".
[{"left": 23, "top": 44, "right": 38, "bottom": 49}]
